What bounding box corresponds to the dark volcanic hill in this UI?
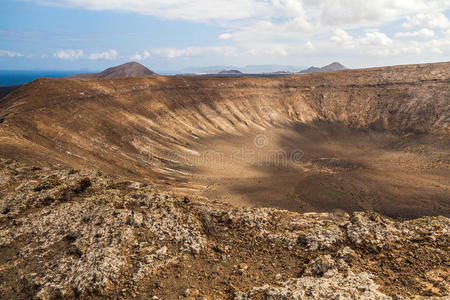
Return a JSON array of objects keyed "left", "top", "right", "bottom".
[
  {"left": 321, "top": 62, "right": 347, "bottom": 71},
  {"left": 299, "top": 62, "right": 347, "bottom": 73},
  {"left": 71, "top": 61, "right": 156, "bottom": 78},
  {"left": 299, "top": 66, "right": 322, "bottom": 73},
  {"left": 218, "top": 69, "right": 243, "bottom": 75}
]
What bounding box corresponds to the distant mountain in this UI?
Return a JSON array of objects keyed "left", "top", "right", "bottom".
[
  {"left": 299, "top": 67, "right": 322, "bottom": 73},
  {"left": 167, "top": 64, "right": 306, "bottom": 75},
  {"left": 71, "top": 62, "right": 156, "bottom": 78},
  {"left": 267, "top": 71, "right": 293, "bottom": 75},
  {"left": 299, "top": 62, "right": 347, "bottom": 74},
  {"left": 240, "top": 65, "right": 305, "bottom": 73},
  {"left": 321, "top": 62, "right": 347, "bottom": 71},
  {"left": 218, "top": 70, "right": 243, "bottom": 75}
]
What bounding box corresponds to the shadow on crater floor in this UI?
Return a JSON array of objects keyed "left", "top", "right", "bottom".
[{"left": 189, "top": 121, "right": 450, "bottom": 219}]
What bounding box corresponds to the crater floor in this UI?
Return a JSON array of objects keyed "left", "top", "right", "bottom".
[{"left": 186, "top": 123, "right": 450, "bottom": 219}]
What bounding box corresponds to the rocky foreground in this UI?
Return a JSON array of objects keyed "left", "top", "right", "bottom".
[{"left": 0, "top": 158, "right": 448, "bottom": 299}]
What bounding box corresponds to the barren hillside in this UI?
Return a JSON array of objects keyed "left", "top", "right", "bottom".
[
  {"left": 0, "top": 62, "right": 449, "bottom": 299},
  {"left": 0, "top": 62, "right": 449, "bottom": 218}
]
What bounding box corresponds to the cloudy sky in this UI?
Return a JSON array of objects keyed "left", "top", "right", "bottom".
[{"left": 0, "top": 0, "right": 449, "bottom": 72}]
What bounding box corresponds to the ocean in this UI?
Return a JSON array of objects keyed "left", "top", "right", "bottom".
[{"left": 0, "top": 70, "right": 83, "bottom": 86}]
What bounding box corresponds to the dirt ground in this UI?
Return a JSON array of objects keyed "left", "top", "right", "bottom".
[
  {"left": 184, "top": 123, "right": 450, "bottom": 219},
  {"left": 0, "top": 160, "right": 448, "bottom": 299}
]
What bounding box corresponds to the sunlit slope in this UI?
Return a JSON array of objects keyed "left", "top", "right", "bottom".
[{"left": 0, "top": 62, "right": 449, "bottom": 217}]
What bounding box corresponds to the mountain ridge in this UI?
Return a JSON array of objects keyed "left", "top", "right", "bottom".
[
  {"left": 299, "top": 62, "right": 347, "bottom": 74},
  {"left": 218, "top": 69, "right": 243, "bottom": 75}
]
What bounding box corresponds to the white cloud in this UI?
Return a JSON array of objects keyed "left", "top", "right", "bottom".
[
  {"left": 130, "top": 50, "right": 151, "bottom": 61},
  {"left": 89, "top": 49, "right": 118, "bottom": 60},
  {"left": 34, "top": 0, "right": 450, "bottom": 27},
  {"left": 54, "top": 49, "right": 84, "bottom": 59},
  {"left": 245, "top": 41, "right": 316, "bottom": 57},
  {"left": 143, "top": 50, "right": 151, "bottom": 58},
  {"left": 0, "top": 49, "right": 24, "bottom": 57},
  {"left": 374, "top": 42, "right": 422, "bottom": 56},
  {"left": 403, "top": 13, "right": 450, "bottom": 29},
  {"left": 31, "top": 0, "right": 450, "bottom": 65},
  {"left": 328, "top": 30, "right": 426, "bottom": 56},
  {"left": 305, "top": 41, "right": 315, "bottom": 51},
  {"left": 426, "top": 38, "right": 450, "bottom": 54},
  {"left": 331, "top": 29, "right": 355, "bottom": 48},
  {"left": 225, "top": 18, "right": 313, "bottom": 51},
  {"left": 219, "top": 33, "right": 232, "bottom": 40},
  {"left": 396, "top": 43, "right": 422, "bottom": 55},
  {"left": 251, "top": 44, "right": 290, "bottom": 56},
  {"left": 201, "top": 1, "right": 449, "bottom": 63},
  {"left": 318, "top": 0, "right": 449, "bottom": 28},
  {"left": 284, "top": 17, "right": 312, "bottom": 31},
  {"left": 153, "top": 48, "right": 187, "bottom": 58},
  {"left": 360, "top": 32, "right": 393, "bottom": 46},
  {"left": 395, "top": 28, "right": 435, "bottom": 38},
  {"left": 33, "top": 0, "right": 273, "bottom": 22},
  {"left": 153, "top": 46, "right": 236, "bottom": 58},
  {"left": 130, "top": 54, "right": 142, "bottom": 60}
]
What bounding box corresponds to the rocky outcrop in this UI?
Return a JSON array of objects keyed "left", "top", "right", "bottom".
[{"left": 0, "top": 159, "right": 448, "bottom": 299}]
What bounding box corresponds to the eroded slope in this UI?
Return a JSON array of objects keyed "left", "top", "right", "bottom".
[{"left": 0, "top": 62, "right": 449, "bottom": 218}]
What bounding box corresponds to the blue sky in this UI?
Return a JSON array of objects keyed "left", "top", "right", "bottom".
[{"left": 0, "top": 0, "right": 449, "bottom": 72}]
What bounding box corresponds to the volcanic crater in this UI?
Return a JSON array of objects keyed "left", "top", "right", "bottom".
[
  {"left": 1, "top": 62, "right": 450, "bottom": 299},
  {"left": 0, "top": 62, "right": 449, "bottom": 219}
]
